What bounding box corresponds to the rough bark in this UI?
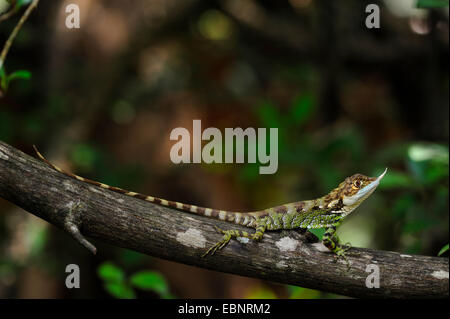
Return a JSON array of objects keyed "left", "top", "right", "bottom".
[{"left": 0, "top": 141, "right": 448, "bottom": 298}]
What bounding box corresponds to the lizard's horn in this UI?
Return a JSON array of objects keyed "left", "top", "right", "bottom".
[{"left": 376, "top": 167, "right": 388, "bottom": 181}]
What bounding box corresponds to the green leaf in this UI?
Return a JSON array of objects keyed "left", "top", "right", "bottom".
[
  {"left": 130, "top": 271, "right": 170, "bottom": 297},
  {"left": 7, "top": 70, "right": 31, "bottom": 82},
  {"left": 0, "top": 69, "right": 32, "bottom": 92},
  {"left": 14, "top": 0, "right": 33, "bottom": 10},
  {"left": 104, "top": 282, "right": 136, "bottom": 299},
  {"left": 438, "top": 244, "right": 449, "bottom": 256},
  {"left": 97, "top": 262, "right": 125, "bottom": 283},
  {"left": 408, "top": 143, "right": 448, "bottom": 163},
  {"left": 416, "top": 0, "right": 449, "bottom": 8}
]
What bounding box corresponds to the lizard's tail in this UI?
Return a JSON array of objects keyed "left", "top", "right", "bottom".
[{"left": 33, "top": 145, "right": 262, "bottom": 227}]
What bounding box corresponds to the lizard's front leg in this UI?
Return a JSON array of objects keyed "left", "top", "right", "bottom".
[
  {"left": 202, "top": 224, "right": 266, "bottom": 257},
  {"left": 322, "top": 225, "right": 353, "bottom": 263}
]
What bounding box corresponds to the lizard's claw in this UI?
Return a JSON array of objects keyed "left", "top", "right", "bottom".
[
  {"left": 201, "top": 232, "right": 232, "bottom": 257},
  {"left": 333, "top": 248, "right": 350, "bottom": 267},
  {"left": 202, "top": 242, "right": 220, "bottom": 257},
  {"left": 332, "top": 244, "right": 358, "bottom": 268},
  {"left": 342, "top": 243, "right": 360, "bottom": 257}
]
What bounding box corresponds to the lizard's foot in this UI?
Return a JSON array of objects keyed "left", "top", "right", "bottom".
[
  {"left": 340, "top": 243, "right": 351, "bottom": 253},
  {"left": 341, "top": 242, "right": 360, "bottom": 257},
  {"left": 201, "top": 231, "right": 232, "bottom": 257},
  {"left": 333, "top": 247, "right": 350, "bottom": 266},
  {"left": 202, "top": 227, "right": 263, "bottom": 257},
  {"left": 332, "top": 244, "right": 358, "bottom": 267}
]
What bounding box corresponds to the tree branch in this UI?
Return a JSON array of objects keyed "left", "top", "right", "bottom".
[{"left": 0, "top": 141, "right": 447, "bottom": 298}]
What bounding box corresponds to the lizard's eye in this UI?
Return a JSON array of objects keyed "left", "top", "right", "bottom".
[{"left": 352, "top": 180, "right": 361, "bottom": 189}]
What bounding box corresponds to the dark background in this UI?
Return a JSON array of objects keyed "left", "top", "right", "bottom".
[{"left": 0, "top": 0, "right": 448, "bottom": 298}]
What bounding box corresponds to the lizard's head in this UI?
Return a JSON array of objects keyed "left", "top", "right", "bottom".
[{"left": 334, "top": 168, "right": 387, "bottom": 212}]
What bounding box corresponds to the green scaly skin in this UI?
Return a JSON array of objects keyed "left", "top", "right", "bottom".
[{"left": 34, "top": 146, "right": 386, "bottom": 262}]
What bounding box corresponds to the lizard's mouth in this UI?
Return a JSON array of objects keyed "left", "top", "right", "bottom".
[{"left": 343, "top": 168, "right": 387, "bottom": 206}]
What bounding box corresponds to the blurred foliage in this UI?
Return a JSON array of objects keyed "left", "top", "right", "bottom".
[
  {"left": 0, "top": 0, "right": 32, "bottom": 15},
  {"left": 416, "top": 0, "right": 449, "bottom": 8},
  {"left": 69, "top": 142, "right": 147, "bottom": 190},
  {"left": 198, "top": 10, "right": 235, "bottom": 41},
  {"left": 0, "top": 68, "right": 31, "bottom": 93},
  {"left": 244, "top": 285, "right": 277, "bottom": 299},
  {"left": 13, "top": 0, "right": 33, "bottom": 11},
  {"left": 438, "top": 244, "right": 449, "bottom": 256},
  {"left": 288, "top": 286, "right": 324, "bottom": 299},
  {"left": 0, "top": 0, "right": 34, "bottom": 95},
  {"left": 98, "top": 261, "right": 173, "bottom": 299},
  {"left": 382, "top": 142, "right": 448, "bottom": 254}
]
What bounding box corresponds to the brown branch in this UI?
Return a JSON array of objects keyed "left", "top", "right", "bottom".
[{"left": 0, "top": 141, "right": 448, "bottom": 298}]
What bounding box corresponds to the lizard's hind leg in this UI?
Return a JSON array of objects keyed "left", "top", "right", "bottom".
[{"left": 202, "top": 224, "right": 266, "bottom": 257}]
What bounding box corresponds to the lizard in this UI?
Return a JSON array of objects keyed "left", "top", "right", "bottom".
[{"left": 33, "top": 146, "right": 386, "bottom": 261}]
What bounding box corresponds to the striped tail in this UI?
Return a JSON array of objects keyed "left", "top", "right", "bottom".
[{"left": 33, "top": 146, "right": 262, "bottom": 228}]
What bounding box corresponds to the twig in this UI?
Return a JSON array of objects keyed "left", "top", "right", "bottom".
[
  {"left": 0, "top": 0, "right": 40, "bottom": 71},
  {"left": 0, "top": 141, "right": 448, "bottom": 298},
  {"left": 63, "top": 200, "right": 97, "bottom": 255}
]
